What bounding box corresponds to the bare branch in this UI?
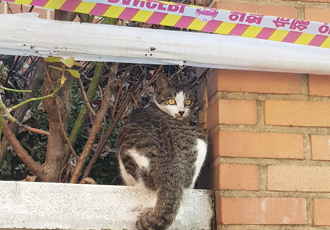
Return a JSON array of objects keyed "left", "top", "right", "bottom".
[
  {"left": 81, "top": 71, "right": 145, "bottom": 179},
  {"left": 55, "top": 98, "right": 79, "bottom": 160},
  {"left": 2, "top": 121, "right": 42, "bottom": 176},
  {"left": 111, "top": 64, "right": 133, "bottom": 120},
  {"left": 59, "top": 158, "right": 70, "bottom": 183},
  {"left": 130, "top": 93, "right": 139, "bottom": 108},
  {"left": 81, "top": 93, "right": 132, "bottom": 180},
  {"left": 70, "top": 62, "right": 119, "bottom": 183},
  {"left": 77, "top": 77, "right": 96, "bottom": 118},
  {"left": 14, "top": 120, "right": 50, "bottom": 136},
  {"left": 169, "top": 66, "right": 187, "bottom": 81},
  {"left": 28, "top": 6, "right": 34, "bottom": 12},
  {"left": 6, "top": 3, "right": 13, "bottom": 14},
  {"left": 135, "top": 65, "right": 163, "bottom": 99},
  {"left": 42, "top": 59, "right": 54, "bottom": 86}
]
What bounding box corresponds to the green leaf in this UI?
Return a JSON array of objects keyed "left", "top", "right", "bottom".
[
  {"left": 108, "top": 17, "right": 116, "bottom": 25},
  {"left": 49, "top": 65, "right": 62, "bottom": 71},
  {"left": 73, "top": 61, "right": 83, "bottom": 67},
  {"left": 101, "top": 17, "right": 109, "bottom": 24},
  {"left": 6, "top": 152, "right": 12, "bottom": 162},
  {"left": 86, "top": 14, "right": 93, "bottom": 23},
  {"left": 61, "top": 57, "right": 74, "bottom": 68},
  {"left": 66, "top": 69, "right": 80, "bottom": 79},
  {"left": 44, "top": 57, "right": 62, "bottom": 63}
]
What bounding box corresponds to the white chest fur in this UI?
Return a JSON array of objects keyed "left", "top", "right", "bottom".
[{"left": 192, "top": 138, "right": 207, "bottom": 187}]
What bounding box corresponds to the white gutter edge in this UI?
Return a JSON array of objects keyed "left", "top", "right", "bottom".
[{"left": 1, "top": 13, "right": 330, "bottom": 75}]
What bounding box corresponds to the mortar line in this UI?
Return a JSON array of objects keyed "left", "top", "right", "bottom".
[
  {"left": 304, "top": 133, "right": 312, "bottom": 161},
  {"left": 256, "top": 100, "right": 264, "bottom": 130},
  {"left": 210, "top": 91, "right": 330, "bottom": 102},
  {"left": 208, "top": 124, "right": 330, "bottom": 139},
  {"left": 307, "top": 197, "right": 313, "bottom": 226},
  {"left": 217, "top": 156, "right": 330, "bottom": 167},
  {"left": 259, "top": 165, "right": 267, "bottom": 191},
  {"left": 301, "top": 74, "right": 309, "bottom": 96},
  {"left": 218, "top": 190, "right": 330, "bottom": 199},
  {"left": 297, "top": 5, "right": 305, "bottom": 20}
]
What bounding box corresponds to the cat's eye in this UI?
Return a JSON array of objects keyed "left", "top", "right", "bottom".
[
  {"left": 168, "top": 99, "right": 176, "bottom": 105},
  {"left": 185, "top": 99, "right": 192, "bottom": 106}
]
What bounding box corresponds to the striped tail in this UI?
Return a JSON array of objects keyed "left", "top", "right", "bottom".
[{"left": 136, "top": 182, "right": 183, "bottom": 230}]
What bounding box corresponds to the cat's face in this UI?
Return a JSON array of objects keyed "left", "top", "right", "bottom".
[{"left": 154, "top": 73, "right": 196, "bottom": 121}]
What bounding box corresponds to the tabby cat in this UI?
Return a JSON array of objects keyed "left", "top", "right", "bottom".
[{"left": 116, "top": 73, "right": 207, "bottom": 230}]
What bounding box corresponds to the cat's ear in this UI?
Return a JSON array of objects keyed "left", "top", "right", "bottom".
[{"left": 156, "top": 73, "right": 171, "bottom": 93}]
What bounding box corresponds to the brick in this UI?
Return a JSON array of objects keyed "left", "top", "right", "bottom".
[
  {"left": 7, "top": 3, "right": 30, "bottom": 13},
  {"left": 216, "top": 2, "right": 298, "bottom": 18},
  {"left": 308, "top": 74, "right": 330, "bottom": 96},
  {"left": 207, "top": 70, "right": 301, "bottom": 95},
  {"left": 302, "top": 0, "right": 330, "bottom": 2},
  {"left": 268, "top": 165, "right": 330, "bottom": 192},
  {"left": 215, "top": 164, "right": 259, "bottom": 190},
  {"left": 314, "top": 199, "right": 330, "bottom": 225},
  {"left": 7, "top": 3, "right": 49, "bottom": 19},
  {"left": 311, "top": 135, "right": 330, "bottom": 160},
  {"left": 265, "top": 100, "right": 330, "bottom": 127},
  {"left": 215, "top": 2, "right": 257, "bottom": 13},
  {"left": 207, "top": 99, "right": 257, "bottom": 130},
  {"left": 305, "top": 8, "right": 330, "bottom": 23},
  {"left": 50, "top": 9, "right": 55, "bottom": 20},
  {"left": 214, "top": 131, "right": 304, "bottom": 159},
  {"left": 0, "top": 2, "right": 4, "bottom": 14},
  {"left": 219, "top": 197, "right": 307, "bottom": 225},
  {"left": 31, "top": 7, "right": 49, "bottom": 19},
  {"left": 258, "top": 5, "right": 298, "bottom": 18}
]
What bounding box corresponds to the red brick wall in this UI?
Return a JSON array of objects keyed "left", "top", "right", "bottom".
[
  {"left": 199, "top": 68, "right": 330, "bottom": 229},
  {"left": 198, "top": 1, "right": 330, "bottom": 229}
]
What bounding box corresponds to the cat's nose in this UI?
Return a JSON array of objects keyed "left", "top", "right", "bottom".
[{"left": 179, "top": 111, "right": 185, "bottom": 116}]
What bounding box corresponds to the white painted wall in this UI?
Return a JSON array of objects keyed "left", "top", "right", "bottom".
[{"left": 0, "top": 181, "right": 214, "bottom": 230}]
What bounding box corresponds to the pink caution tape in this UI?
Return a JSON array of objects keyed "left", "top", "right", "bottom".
[{"left": 4, "top": 0, "right": 330, "bottom": 48}]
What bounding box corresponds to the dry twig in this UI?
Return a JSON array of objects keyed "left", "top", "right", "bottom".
[
  {"left": 111, "top": 64, "right": 133, "bottom": 120},
  {"left": 135, "top": 65, "right": 163, "bottom": 99},
  {"left": 77, "top": 77, "right": 96, "bottom": 118},
  {"left": 55, "top": 98, "right": 79, "bottom": 160},
  {"left": 81, "top": 93, "right": 133, "bottom": 181},
  {"left": 2, "top": 121, "right": 42, "bottom": 176},
  {"left": 70, "top": 62, "right": 119, "bottom": 183}
]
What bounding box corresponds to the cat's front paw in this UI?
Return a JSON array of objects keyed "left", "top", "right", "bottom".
[{"left": 136, "top": 208, "right": 159, "bottom": 230}]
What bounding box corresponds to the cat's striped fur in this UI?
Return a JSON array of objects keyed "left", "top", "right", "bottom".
[{"left": 116, "top": 73, "right": 207, "bottom": 230}]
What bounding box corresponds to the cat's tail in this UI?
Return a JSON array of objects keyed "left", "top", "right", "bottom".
[{"left": 136, "top": 181, "right": 184, "bottom": 230}]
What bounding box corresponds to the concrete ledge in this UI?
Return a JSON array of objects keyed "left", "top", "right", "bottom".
[{"left": 0, "top": 181, "right": 214, "bottom": 230}]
